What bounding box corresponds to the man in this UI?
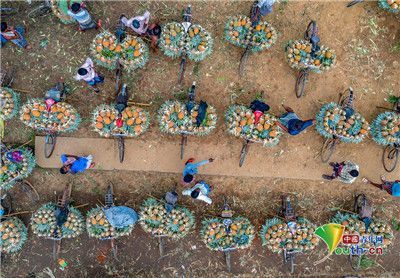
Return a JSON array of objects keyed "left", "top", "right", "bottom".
[
  {"left": 277, "top": 105, "right": 315, "bottom": 136},
  {"left": 67, "top": 2, "right": 100, "bottom": 31},
  {"left": 362, "top": 176, "right": 400, "bottom": 197},
  {"left": 182, "top": 157, "right": 214, "bottom": 186},
  {"left": 322, "top": 161, "right": 359, "bottom": 184},
  {"left": 115, "top": 84, "right": 129, "bottom": 128},
  {"left": 60, "top": 154, "right": 94, "bottom": 174},
  {"left": 182, "top": 180, "right": 212, "bottom": 205},
  {"left": 250, "top": 99, "right": 270, "bottom": 125},
  {"left": 120, "top": 11, "right": 150, "bottom": 35},
  {"left": 1, "top": 22, "right": 31, "bottom": 49},
  {"left": 146, "top": 23, "right": 162, "bottom": 51},
  {"left": 75, "top": 58, "right": 104, "bottom": 93},
  {"left": 165, "top": 190, "right": 178, "bottom": 213}
]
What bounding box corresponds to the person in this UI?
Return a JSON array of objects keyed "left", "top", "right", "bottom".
[
  {"left": 362, "top": 176, "right": 400, "bottom": 197},
  {"left": 146, "top": 23, "right": 161, "bottom": 51},
  {"left": 249, "top": 99, "right": 270, "bottom": 125},
  {"left": 115, "top": 84, "right": 129, "bottom": 128},
  {"left": 45, "top": 80, "right": 66, "bottom": 103},
  {"left": 257, "top": 0, "right": 276, "bottom": 16},
  {"left": 1, "top": 22, "right": 31, "bottom": 50},
  {"left": 120, "top": 11, "right": 150, "bottom": 35},
  {"left": 60, "top": 154, "right": 95, "bottom": 174},
  {"left": 182, "top": 180, "right": 212, "bottom": 204},
  {"left": 358, "top": 198, "right": 373, "bottom": 231},
  {"left": 120, "top": 12, "right": 161, "bottom": 51},
  {"left": 67, "top": 2, "right": 101, "bottom": 31},
  {"left": 196, "top": 101, "right": 208, "bottom": 127},
  {"left": 277, "top": 105, "right": 315, "bottom": 136},
  {"left": 182, "top": 157, "right": 214, "bottom": 186},
  {"left": 165, "top": 190, "right": 178, "bottom": 213},
  {"left": 322, "top": 161, "right": 359, "bottom": 184},
  {"left": 75, "top": 58, "right": 104, "bottom": 93}
]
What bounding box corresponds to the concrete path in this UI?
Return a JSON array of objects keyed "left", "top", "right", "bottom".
[{"left": 35, "top": 136, "right": 400, "bottom": 181}]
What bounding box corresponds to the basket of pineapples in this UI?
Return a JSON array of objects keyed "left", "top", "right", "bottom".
[
  {"left": 371, "top": 112, "right": 400, "bottom": 146},
  {"left": 0, "top": 217, "right": 28, "bottom": 254},
  {"left": 378, "top": 0, "right": 400, "bottom": 13},
  {"left": 0, "top": 87, "right": 19, "bottom": 121}
]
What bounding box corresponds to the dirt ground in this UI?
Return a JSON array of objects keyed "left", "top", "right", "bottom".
[{"left": 1, "top": 0, "right": 400, "bottom": 277}]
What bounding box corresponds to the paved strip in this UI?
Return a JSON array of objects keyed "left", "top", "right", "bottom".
[{"left": 35, "top": 136, "right": 400, "bottom": 181}]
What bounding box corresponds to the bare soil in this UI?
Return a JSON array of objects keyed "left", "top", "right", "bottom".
[{"left": 1, "top": 0, "right": 400, "bottom": 277}]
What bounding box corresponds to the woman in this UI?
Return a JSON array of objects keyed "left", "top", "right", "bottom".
[
  {"left": 277, "top": 105, "right": 315, "bottom": 135},
  {"left": 362, "top": 176, "right": 400, "bottom": 197},
  {"left": 182, "top": 157, "right": 214, "bottom": 186},
  {"left": 1, "top": 22, "right": 31, "bottom": 49}
]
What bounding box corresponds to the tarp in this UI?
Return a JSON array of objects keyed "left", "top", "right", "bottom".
[{"left": 103, "top": 206, "right": 138, "bottom": 228}]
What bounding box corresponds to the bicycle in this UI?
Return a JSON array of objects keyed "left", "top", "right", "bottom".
[
  {"left": 52, "top": 184, "right": 72, "bottom": 261},
  {"left": 238, "top": 1, "right": 261, "bottom": 77},
  {"left": 295, "top": 21, "right": 319, "bottom": 98},
  {"left": 114, "top": 83, "right": 129, "bottom": 163},
  {"left": 279, "top": 195, "right": 298, "bottom": 273},
  {"left": 221, "top": 197, "right": 235, "bottom": 272},
  {"left": 180, "top": 81, "right": 196, "bottom": 159},
  {"left": 104, "top": 184, "right": 118, "bottom": 259},
  {"left": 28, "top": 0, "right": 52, "bottom": 18},
  {"left": 320, "top": 88, "right": 354, "bottom": 162},
  {"left": 347, "top": 194, "right": 370, "bottom": 271},
  {"left": 1, "top": 143, "right": 39, "bottom": 202},
  {"left": 239, "top": 140, "right": 252, "bottom": 167},
  {"left": 375, "top": 99, "right": 400, "bottom": 172},
  {"left": 178, "top": 6, "right": 192, "bottom": 84},
  {"left": 115, "top": 59, "right": 122, "bottom": 93}
]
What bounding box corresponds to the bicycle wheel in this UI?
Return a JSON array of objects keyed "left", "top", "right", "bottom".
[
  {"left": 178, "top": 57, "right": 187, "bottom": 85},
  {"left": 239, "top": 48, "right": 250, "bottom": 77},
  {"left": 44, "top": 133, "right": 56, "bottom": 158},
  {"left": 19, "top": 180, "right": 40, "bottom": 202},
  {"left": 239, "top": 141, "right": 250, "bottom": 167},
  {"left": 158, "top": 237, "right": 164, "bottom": 257},
  {"left": 117, "top": 137, "right": 125, "bottom": 163},
  {"left": 180, "top": 135, "right": 187, "bottom": 160},
  {"left": 295, "top": 70, "right": 308, "bottom": 98},
  {"left": 321, "top": 138, "right": 337, "bottom": 163},
  {"left": 115, "top": 61, "right": 122, "bottom": 93},
  {"left": 348, "top": 253, "right": 362, "bottom": 271},
  {"left": 111, "top": 239, "right": 118, "bottom": 260},
  {"left": 28, "top": 5, "right": 51, "bottom": 18},
  {"left": 382, "top": 145, "right": 399, "bottom": 172},
  {"left": 52, "top": 240, "right": 61, "bottom": 261},
  {"left": 347, "top": 0, "right": 363, "bottom": 7},
  {"left": 225, "top": 251, "right": 231, "bottom": 272}
]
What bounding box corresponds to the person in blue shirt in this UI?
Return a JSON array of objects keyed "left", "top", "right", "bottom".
[
  {"left": 182, "top": 157, "right": 214, "bottom": 186},
  {"left": 362, "top": 176, "right": 400, "bottom": 197},
  {"left": 1, "top": 22, "right": 31, "bottom": 50},
  {"left": 277, "top": 105, "right": 315, "bottom": 136},
  {"left": 67, "top": 3, "right": 100, "bottom": 31},
  {"left": 60, "top": 154, "right": 94, "bottom": 174}
]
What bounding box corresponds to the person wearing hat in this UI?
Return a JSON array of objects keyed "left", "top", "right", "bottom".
[
  {"left": 277, "top": 105, "right": 315, "bottom": 136},
  {"left": 1, "top": 22, "right": 31, "bottom": 49},
  {"left": 182, "top": 180, "right": 212, "bottom": 205},
  {"left": 74, "top": 58, "right": 104, "bottom": 93},
  {"left": 120, "top": 11, "right": 150, "bottom": 35},
  {"left": 322, "top": 161, "right": 359, "bottom": 184},
  {"left": 182, "top": 157, "right": 214, "bottom": 186},
  {"left": 67, "top": 2, "right": 101, "bottom": 31},
  {"left": 362, "top": 176, "right": 400, "bottom": 197}
]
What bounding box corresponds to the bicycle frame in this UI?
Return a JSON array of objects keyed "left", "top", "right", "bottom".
[{"left": 178, "top": 6, "right": 192, "bottom": 84}]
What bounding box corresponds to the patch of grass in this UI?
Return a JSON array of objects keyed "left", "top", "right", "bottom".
[
  {"left": 392, "top": 218, "right": 400, "bottom": 231},
  {"left": 193, "top": 62, "right": 201, "bottom": 78},
  {"left": 391, "top": 41, "right": 400, "bottom": 52},
  {"left": 173, "top": 88, "right": 187, "bottom": 102},
  {"left": 359, "top": 255, "right": 377, "bottom": 269},
  {"left": 279, "top": 0, "right": 289, "bottom": 13}
]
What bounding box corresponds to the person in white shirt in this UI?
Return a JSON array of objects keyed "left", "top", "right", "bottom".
[
  {"left": 75, "top": 58, "right": 104, "bottom": 93},
  {"left": 120, "top": 11, "right": 150, "bottom": 35},
  {"left": 182, "top": 181, "right": 212, "bottom": 205}
]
